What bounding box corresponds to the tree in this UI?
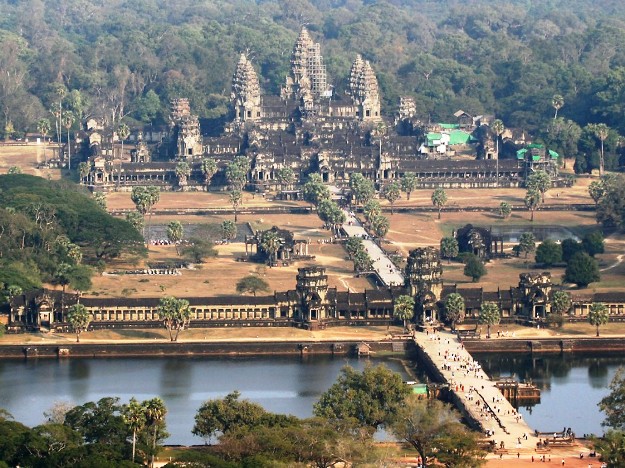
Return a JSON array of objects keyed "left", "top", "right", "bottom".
[
  {"left": 349, "top": 173, "right": 375, "bottom": 206},
  {"left": 440, "top": 237, "right": 459, "bottom": 263},
  {"left": 259, "top": 230, "right": 280, "bottom": 266},
  {"left": 156, "top": 296, "right": 191, "bottom": 341},
  {"left": 201, "top": 158, "right": 217, "bottom": 191},
  {"left": 363, "top": 199, "right": 381, "bottom": 225},
  {"left": 131, "top": 186, "right": 160, "bottom": 240},
  {"left": 229, "top": 189, "right": 242, "bottom": 222},
  {"left": 117, "top": 122, "right": 130, "bottom": 162},
  {"left": 193, "top": 391, "right": 278, "bottom": 443},
  {"left": 527, "top": 171, "right": 551, "bottom": 203},
  {"left": 582, "top": 231, "right": 605, "bottom": 256},
  {"left": 37, "top": 118, "right": 51, "bottom": 165},
  {"left": 313, "top": 365, "right": 411, "bottom": 430},
  {"left": 175, "top": 161, "right": 191, "bottom": 189},
  {"left": 221, "top": 220, "right": 237, "bottom": 241},
  {"left": 391, "top": 397, "right": 485, "bottom": 468},
  {"left": 565, "top": 252, "right": 600, "bottom": 288},
  {"left": 599, "top": 367, "right": 625, "bottom": 430},
  {"left": 463, "top": 255, "right": 486, "bottom": 282},
  {"left": 535, "top": 239, "right": 562, "bottom": 266},
  {"left": 94, "top": 192, "right": 107, "bottom": 210},
  {"left": 551, "top": 291, "right": 572, "bottom": 315},
  {"left": 381, "top": 181, "right": 401, "bottom": 214},
  {"left": 276, "top": 166, "right": 296, "bottom": 190},
  {"left": 479, "top": 302, "right": 500, "bottom": 339},
  {"left": 302, "top": 173, "right": 330, "bottom": 207},
  {"left": 589, "top": 180, "right": 606, "bottom": 207},
  {"left": 66, "top": 303, "right": 91, "bottom": 343},
  {"left": 518, "top": 232, "right": 536, "bottom": 259},
  {"left": 122, "top": 397, "right": 146, "bottom": 463},
  {"left": 491, "top": 119, "right": 504, "bottom": 185},
  {"left": 236, "top": 275, "right": 270, "bottom": 296},
  {"left": 562, "top": 238, "right": 584, "bottom": 262},
  {"left": 352, "top": 248, "right": 373, "bottom": 272},
  {"left": 63, "top": 397, "right": 128, "bottom": 449},
  {"left": 401, "top": 173, "right": 417, "bottom": 200},
  {"left": 589, "top": 123, "right": 610, "bottom": 175},
  {"left": 345, "top": 237, "right": 364, "bottom": 258},
  {"left": 444, "top": 293, "right": 465, "bottom": 330},
  {"left": 225, "top": 157, "right": 248, "bottom": 190},
  {"left": 552, "top": 94, "right": 564, "bottom": 119},
  {"left": 62, "top": 111, "right": 75, "bottom": 170},
  {"left": 524, "top": 188, "right": 541, "bottom": 221},
  {"left": 166, "top": 221, "right": 184, "bottom": 255},
  {"left": 394, "top": 295, "right": 415, "bottom": 328},
  {"left": 588, "top": 302, "right": 609, "bottom": 337},
  {"left": 499, "top": 201, "right": 512, "bottom": 219},
  {"left": 431, "top": 188, "right": 447, "bottom": 219},
  {"left": 126, "top": 211, "right": 144, "bottom": 233},
  {"left": 142, "top": 397, "right": 167, "bottom": 468},
  {"left": 591, "top": 430, "right": 625, "bottom": 468},
  {"left": 369, "top": 214, "right": 390, "bottom": 239},
  {"left": 180, "top": 238, "right": 217, "bottom": 263}
]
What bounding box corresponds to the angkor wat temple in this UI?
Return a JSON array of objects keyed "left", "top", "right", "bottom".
[{"left": 81, "top": 27, "right": 561, "bottom": 193}]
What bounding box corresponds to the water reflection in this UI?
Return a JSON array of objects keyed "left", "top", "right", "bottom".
[
  {"left": 474, "top": 352, "right": 625, "bottom": 436},
  {"left": 0, "top": 355, "right": 407, "bottom": 445}
]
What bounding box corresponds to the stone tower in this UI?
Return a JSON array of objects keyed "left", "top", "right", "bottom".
[
  {"left": 170, "top": 98, "right": 203, "bottom": 159},
  {"left": 231, "top": 53, "right": 261, "bottom": 124},
  {"left": 405, "top": 247, "right": 443, "bottom": 323},
  {"left": 518, "top": 272, "right": 553, "bottom": 320},
  {"left": 283, "top": 27, "right": 329, "bottom": 112},
  {"left": 296, "top": 266, "right": 329, "bottom": 323},
  {"left": 348, "top": 55, "right": 381, "bottom": 122}
]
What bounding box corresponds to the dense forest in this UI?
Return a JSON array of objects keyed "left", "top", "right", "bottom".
[
  {"left": 0, "top": 174, "right": 143, "bottom": 299},
  {"left": 2, "top": 0, "right": 625, "bottom": 170}
]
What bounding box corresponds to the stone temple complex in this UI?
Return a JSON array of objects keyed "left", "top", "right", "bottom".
[{"left": 81, "top": 27, "right": 562, "bottom": 193}]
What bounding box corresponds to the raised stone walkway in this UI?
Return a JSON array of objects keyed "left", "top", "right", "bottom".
[
  {"left": 414, "top": 329, "right": 542, "bottom": 452},
  {"left": 340, "top": 209, "right": 404, "bottom": 287}
]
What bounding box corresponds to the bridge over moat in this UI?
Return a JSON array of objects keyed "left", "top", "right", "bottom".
[{"left": 413, "top": 329, "right": 555, "bottom": 454}]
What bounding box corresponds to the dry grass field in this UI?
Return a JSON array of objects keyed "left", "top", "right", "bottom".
[
  {"left": 0, "top": 145, "right": 621, "bottom": 299},
  {"left": 0, "top": 143, "right": 61, "bottom": 179}
]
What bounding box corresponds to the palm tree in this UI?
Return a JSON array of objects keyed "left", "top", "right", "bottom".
[
  {"left": 525, "top": 188, "right": 541, "bottom": 221},
  {"left": 201, "top": 157, "right": 217, "bottom": 191},
  {"left": 491, "top": 119, "right": 504, "bottom": 187},
  {"left": 260, "top": 230, "right": 280, "bottom": 267},
  {"left": 229, "top": 189, "right": 242, "bottom": 222},
  {"left": 122, "top": 398, "right": 146, "bottom": 463},
  {"left": 590, "top": 123, "right": 610, "bottom": 176},
  {"left": 431, "top": 188, "right": 448, "bottom": 219},
  {"left": 37, "top": 118, "right": 51, "bottom": 165},
  {"left": 394, "top": 295, "right": 415, "bottom": 329},
  {"left": 143, "top": 397, "right": 167, "bottom": 468},
  {"left": 117, "top": 122, "right": 130, "bottom": 160},
  {"left": 552, "top": 94, "right": 564, "bottom": 119},
  {"left": 62, "top": 111, "right": 75, "bottom": 170}
]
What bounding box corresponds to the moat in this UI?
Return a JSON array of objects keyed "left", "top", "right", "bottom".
[{"left": 0, "top": 353, "right": 621, "bottom": 445}]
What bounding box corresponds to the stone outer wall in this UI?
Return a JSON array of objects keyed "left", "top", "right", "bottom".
[
  {"left": 462, "top": 337, "right": 625, "bottom": 354},
  {"left": 0, "top": 340, "right": 405, "bottom": 360}
]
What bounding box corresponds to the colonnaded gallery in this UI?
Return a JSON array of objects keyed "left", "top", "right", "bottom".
[{"left": 6, "top": 248, "right": 625, "bottom": 333}]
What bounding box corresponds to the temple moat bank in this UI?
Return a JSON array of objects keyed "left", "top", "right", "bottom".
[{"left": 2, "top": 335, "right": 625, "bottom": 359}]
